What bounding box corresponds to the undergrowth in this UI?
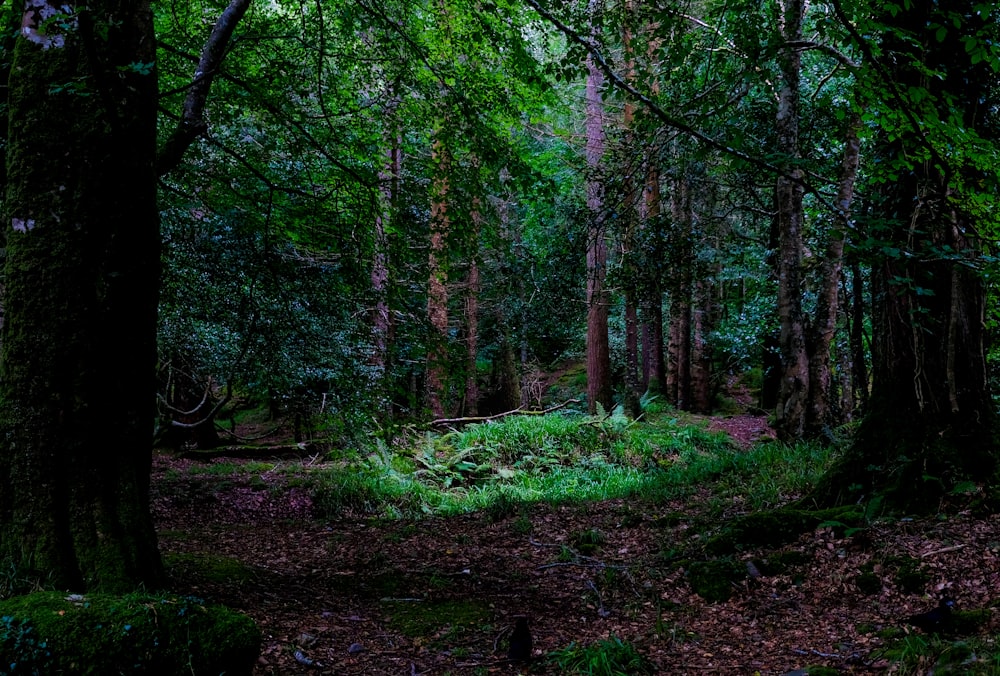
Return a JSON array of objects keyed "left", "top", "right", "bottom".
[{"left": 305, "top": 408, "right": 837, "bottom": 519}]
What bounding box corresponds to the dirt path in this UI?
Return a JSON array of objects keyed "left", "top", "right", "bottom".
[{"left": 151, "top": 453, "right": 1000, "bottom": 674}]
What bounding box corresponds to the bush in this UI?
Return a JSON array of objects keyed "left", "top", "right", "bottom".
[{"left": 0, "top": 591, "right": 260, "bottom": 675}]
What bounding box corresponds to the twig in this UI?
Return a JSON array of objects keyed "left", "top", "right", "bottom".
[
  {"left": 920, "top": 544, "right": 965, "bottom": 558},
  {"left": 430, "top": 399, "right": 581, "bottom": 427}
]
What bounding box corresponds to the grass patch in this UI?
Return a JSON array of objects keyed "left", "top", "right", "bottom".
[
  {"left": 547, "top": 635, "right": 654, "bottom": 675},
  {"left": 302, "top": 410, "right": 836, "bottom": 521}
]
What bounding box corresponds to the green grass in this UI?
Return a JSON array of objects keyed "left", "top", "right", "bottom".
[
  {"left": 162, "top": 408, "right": 836, "bottom": 523},
  {"left": 303, "top": 409, "right": 837, "bottom": 520},
  {"left": 547, "top": 635, "right": 654, "bottom": 675}
]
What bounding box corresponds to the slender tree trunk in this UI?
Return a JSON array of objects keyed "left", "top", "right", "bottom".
[
  {"left": 691, "top": 279, "right": 714, "bottom": 413},
  {"left": 641, "top": 300, "right": 664, "bottom": 395},
  {"left": 640, "top": 162, "right": 665, "bottom": 395},
  {"left": 836, "top": 282, "right": 854, "bottom": 422},
  {"left": 426, "top": 132, "right": 451, "bottom": 418},
  {"left": 464, "top": 193, "right": 482, "bottom": 417},
  {"left": 773, "top": 0, "right": 809, "bottom": 441},
  {"left": 666, "top": 171, "right": 693, "bottom": 409},
  {"left": 849, "top": 260, "right": 869, "bottom": 412},
  {"left": 0, "top": 0, "right": 164, "bottom": 592},
  {"left": 584, "top": 0, "right": 611, "bottom": 414},
  {"left": 372, "top": 97, "right": 401, "bottom": 419},
  {"left": 618, "top": 0, "right": 641, "bottom": 418},
  {"left": 805, "top": 117, "right": 861, "bottom": 437}
]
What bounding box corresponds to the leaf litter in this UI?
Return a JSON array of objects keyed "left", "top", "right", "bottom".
[{"left": 151, "top": 445, "right": 1000, "bottom": 675}]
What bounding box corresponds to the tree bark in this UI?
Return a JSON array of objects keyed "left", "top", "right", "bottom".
[
  {"left": 464, "top": 192, "right": 482, "bottom": 417},
  {"left": 691, "top": 278, "right": 714, "bottom": 413},
  {"left": 584, "top": 0, "right": 611, "bottom": 414},
  {"left": 0, "top": 0, "right": 164, "bottom": 592},
  {"left": 666, "top": 171, "right": 693, "bottom": 410},
  {"left": 640, "top": 161, "right": 665, "bottom": 396},
  {"left": 773, "top": 0, "right": 809, "bottom": 441},
  {"left": 372, "top": 95, "right": 401, "bottom": 418},
  {"left": 805, "top": 117, "right": 861, "bottom": 438},
  {"left": 849, "top": 260, "right": 869, "bottom": 412},
  {"left": 426, "top": 131, "right": 451, "bottom": 418},
  {"left": 808, "top": 0, "right": 999, "bottom": 509}
]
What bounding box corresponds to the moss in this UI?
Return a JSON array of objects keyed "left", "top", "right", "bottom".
[
  {"left": 855, "top": 570, "right": 882, "bottom": 595},
  {"left": 382, "top": 599, "right": 491, "bottom": 645},
  {"left": 949, "top": 609, "right": 990, "bottom": 635},
  {"left": 570, "top": 529, "right": 605, "bottom": 554},
  {"left": 705, "top": 506, "right": 863, "bottom": 555},
  {"left": 888, "top": 556, "right": 929, "bottom": 594},
  {"left": 164, "top": 552, "right": 257, "bottom": 585},
  {"left": 756, "top": 549, "right": 811, "bottom": 576},
  {"left": 686, "top": 559, "right": 744, "bottom": 602},
  {"left": 0, "top": 591, "right": 260, "bottom": 675}
]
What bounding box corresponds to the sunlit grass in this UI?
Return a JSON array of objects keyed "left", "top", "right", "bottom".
[{"left": 304, "top": 409, "right": 838, "bottom": 519}]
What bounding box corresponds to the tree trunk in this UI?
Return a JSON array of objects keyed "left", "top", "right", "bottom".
[
  {"left": 0, "top": 0, "right": 164, "bottom": 592},
  {"left": 805, "top": 117, "right": 861, "bottom": 438},
  {"left": 808, "top": 0, "right": 999, "bottom": 509},
  {"left": 640, "top": 161, "right": 665, "bottom": 396},
  {"left": 619, "top": 0, "right": 641, "bottom": 419},
  {"left": 691, "top": 279, "right": 714, "bottom": 413},
  {"left": 641, "top": 301, "right": 664, "bottom": 395},
  {"left": 426, "top": 131, "right": 451, "bottom": 418},
  {"left": 666, "top": 171, "right": 693, "bottom": 410},
  {"left": 372, "top": 96, "right": 401, "bottom": 413},
  {"left": 773, "top": 0, "right": 809, "bottom": 441},
  {"left": 464, "top": 194, "right": 482, "bottom": 417},
  {"left": 584, "top": 0, "right": 611, "bottom": 414},
  {"left": 849, "top": 260, "right": 869, "bottom": 412}
]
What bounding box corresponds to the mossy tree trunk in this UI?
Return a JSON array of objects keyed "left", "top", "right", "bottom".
[
  {"left": 807, "top": 0, "right": 999, "bottom": 510},
  {"left": 0, "top": 0, "right": 164, "bottom": 591}
]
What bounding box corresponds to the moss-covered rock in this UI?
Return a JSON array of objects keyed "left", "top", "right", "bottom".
[
  {"left": 705, "top": 506, "right": 863, "bottom": 555},
  {"left": 0, "top": 591, "right": 260, "bottom": 675}
]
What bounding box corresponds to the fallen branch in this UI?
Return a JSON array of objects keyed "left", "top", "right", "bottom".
[
  {"left": 920, "top": 544, "right": 965, "bottom": 558},
  {"left": 430, "top": 399, "right": 581, "bottom": 428}
]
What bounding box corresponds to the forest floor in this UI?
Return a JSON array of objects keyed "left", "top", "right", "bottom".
[{"left": 151, "top": 413, "right": 1000, "bottom": 675}]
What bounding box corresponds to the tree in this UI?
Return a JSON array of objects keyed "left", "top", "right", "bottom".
[
  {"left": 584, "top": 0, "right": 612, "bottom": 415},
  {"left": 772, "top": 0, "right": 810, "bottom": 441},
  {"left": 808, "top": 0, "right": 1000, "bottom": 508},
  {"left": 0, "top": 0, "right": 164, "bottom": 592},
  {"left": 0, "top": 0, "right": 248, "bottom": 592}
]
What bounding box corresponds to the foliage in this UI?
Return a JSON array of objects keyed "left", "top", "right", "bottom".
[
  {"left": 304, "top": 409, "right": 837, "bottom": 521},
  {"left": 547, "top": 635, "right": 654, "bottom": 675}
]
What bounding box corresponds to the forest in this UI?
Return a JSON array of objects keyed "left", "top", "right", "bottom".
[{"left": 0, "top": 0, "right": 999, "bottom": 673}]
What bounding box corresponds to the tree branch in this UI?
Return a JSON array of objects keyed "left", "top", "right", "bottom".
[
  {"left": 157, "top": 0, "right": 252, "bottom": 176},
  {"left": 518, "top": 0, "right": 846, "bottom": 218}
]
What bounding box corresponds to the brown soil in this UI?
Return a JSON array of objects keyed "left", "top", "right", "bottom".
[{"left": 151, "top": 447, "right": 1000, "bottom": 675}]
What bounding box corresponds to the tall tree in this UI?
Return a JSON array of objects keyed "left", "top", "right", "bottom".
[
  {"left": 0, "top": 0, "right": 163, "bottom": 592},
  {"left": 809, "top": 0, "right": 1000, "bottom": 508},
  {"left": 0, "top": 0, "right": 248, "bottom": 592},
  {"left": 772, "top": 0, "right": 810, "bottom": 441},
  {"left": 584, "top": 0, "right": 612, "bottom": 414},
  {"left": 805, "top": 116, "right": 861, "bottom": 437},
  {"left": 426, "top": 126, "right": 453, "bottom": 418}
]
